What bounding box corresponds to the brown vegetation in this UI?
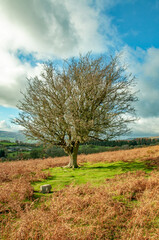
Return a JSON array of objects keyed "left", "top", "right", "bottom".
[
  {"left": 78, "top": 145, "right": 159, "bottom": 165},
  {"left": 0, "top": 145, "right": 159, "bottom": 239}
]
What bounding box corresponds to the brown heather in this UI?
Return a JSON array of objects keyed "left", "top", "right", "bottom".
[
  {"left": 0, "top": 145, "right": 159, "bottom": 239},
  {"left": 0, "top": 178, "right": 33, "bottom": 214},
  {"left": 0, "top": 157, "right": 68, "bottom": 183}
]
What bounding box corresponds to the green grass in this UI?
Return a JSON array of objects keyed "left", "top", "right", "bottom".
[
  {"left": 0, "top": 137, "right": 15, "bottom": 142},
  {"left": 0, "top": 141, "right": 17, "bottom": 146},
  {"left": 7, "top": 152, "right": 16, "bottom": 158},
  {"left": 32, "top": 160, "right": 155, "bottom": 198},
  {"left": 78, "top": 145, "right": 112, "bottom": 154},
  {"left": 7, "top": 151, "right": 30, "bottom": 157}
]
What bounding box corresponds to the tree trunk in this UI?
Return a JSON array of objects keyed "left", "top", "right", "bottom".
[{"left": 67, "top": 143, "right": 79, "bottom": 168}]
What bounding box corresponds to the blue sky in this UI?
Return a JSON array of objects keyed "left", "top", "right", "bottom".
[
  {"left": 107, "top": 0, "right": 159, "bottom": 50},
  {"left": 0, "top": 0, "right": 159, "bottom": 137}
]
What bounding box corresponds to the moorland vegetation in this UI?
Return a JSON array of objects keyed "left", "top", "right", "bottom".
[
  {"left": 2, "top": 52, "right": 158, "bottom": 239},
  {"left": 0, "top": 145, "right": 159, "bottom": 239}
]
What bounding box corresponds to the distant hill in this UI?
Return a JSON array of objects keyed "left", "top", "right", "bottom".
[
  {"left": 0, "top": 131, "right": 26, "bottom": 142},
  {"left": 148, "top": 136, "right": 159, "bottom": 139}
]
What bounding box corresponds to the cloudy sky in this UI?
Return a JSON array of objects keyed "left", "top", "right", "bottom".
[{"left": 0, "top": 0, "right": 159, "bottom": 138}]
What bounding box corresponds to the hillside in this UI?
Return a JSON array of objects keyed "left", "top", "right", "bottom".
[
  {"left": 0, "top": 145, "right": 159, "bottom": 239},
  {"left": 0, "top": 130, "right": 26, "bottom": 142}
]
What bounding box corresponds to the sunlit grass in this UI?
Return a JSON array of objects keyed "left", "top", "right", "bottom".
[{"left": 32, "top": 160, "right": 155, "bottom": 197}]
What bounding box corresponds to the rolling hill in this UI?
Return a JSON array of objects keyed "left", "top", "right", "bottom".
[{"left": 0, "top": 130, "right": 26, "bottom": 142}]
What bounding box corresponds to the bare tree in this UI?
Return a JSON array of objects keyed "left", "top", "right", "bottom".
[{"left": 14, "top": 53, "right": 137, "bottom": 168}]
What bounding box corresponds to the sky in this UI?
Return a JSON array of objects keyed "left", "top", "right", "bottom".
[{"left": 0, "top": 0, "right": 159, "bottom": 138}]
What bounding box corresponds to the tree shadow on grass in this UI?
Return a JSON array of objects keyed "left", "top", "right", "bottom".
[
  {"left": 86, "top": 161, "right": 156, "bottom": 173},
  {"left": 32, "top": 160, "right": 157, "bottom": 200}
]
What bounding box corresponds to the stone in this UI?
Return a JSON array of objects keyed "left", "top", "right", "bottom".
[{"left": 40, "top": 184, "right": 52, "bottom": 193}]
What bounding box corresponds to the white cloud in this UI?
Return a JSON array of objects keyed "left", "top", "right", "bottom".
[
  {"left": 0, "top": 0, "right": 117, "bottom": 59},
  {"left": 120, "top": 45, "right": 159, "bottom": 137},
  {"left": 0, "top": 0, "right": 120, "bottom": 108},
  {"left": 0, "top": 47, "right": 42, "bottom": 107},
  {"left": 1, "top": 0, "right": 158, "bottom": 138},
  {"left": 121, "top": 46, "right": 159, "bottom": 118},
  {"left": 132, "top": 117, "right": 159, "bottom": 137},
  {"left": 0, "top": 120, "right": 23, "bottom": 132},
  {"left": 0, "top": 120, "right": 11, "bottom": 131}
]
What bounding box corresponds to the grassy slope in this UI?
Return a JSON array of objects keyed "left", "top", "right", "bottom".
[
  {"left": 32, "top": 160, "right": 155, "bottom": 194},
  {"left": 0, "top": 142, "right": 17, "bottom": 146},
  {"left": 1, "top": 145, "right": 159, "bottom": 239}
]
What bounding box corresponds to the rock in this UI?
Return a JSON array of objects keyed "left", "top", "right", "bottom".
[{"left": 40, "top": 184, "right": 52, "bottom": 193}]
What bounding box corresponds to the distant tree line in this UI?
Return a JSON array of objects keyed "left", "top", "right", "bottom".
[
  {"left": 83, "top": 138, "right": 159, "bottom": 147},
  {"left": 0, "top": 138, "right": 158, "bottom": 161},
  {"left": 0, "top": 149, "right": 6, "bottom": 158}
]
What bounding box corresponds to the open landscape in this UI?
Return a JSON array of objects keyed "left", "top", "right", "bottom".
[
  {"left": 0, "top": 1, "right": 159, "bottom": 239},
  {"left": 0, "top": 145, "right": 159, "bottom": 239}
]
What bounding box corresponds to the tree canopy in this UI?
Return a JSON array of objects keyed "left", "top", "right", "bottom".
[{"left": 14, "top": 53, "right": 137, "bottom": 168}]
